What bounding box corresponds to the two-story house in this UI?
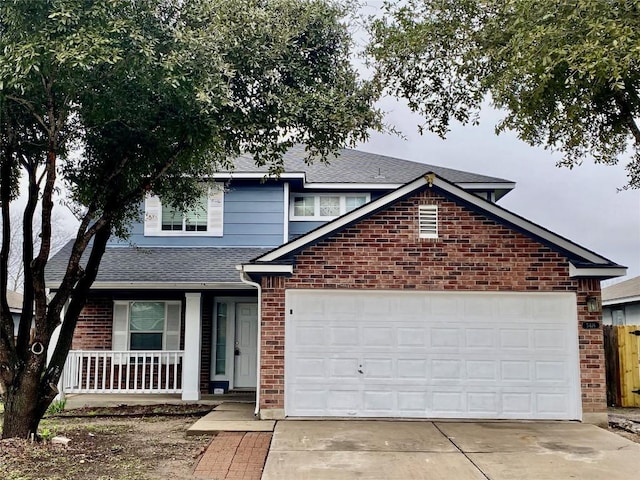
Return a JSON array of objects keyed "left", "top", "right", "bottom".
[{"left": 46, "top": 146, "right": 625, "bottom": 424}]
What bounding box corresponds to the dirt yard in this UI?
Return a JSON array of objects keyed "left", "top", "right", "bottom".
[
  {"left": 0, "top": 405, "right": 214, "bottom": 480},
  {"left": 1, "top": 404, "right": 639, "bottom": 480}
]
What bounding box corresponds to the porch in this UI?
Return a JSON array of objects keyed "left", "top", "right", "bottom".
[
  {"left": 63, "top": 392, "right": 256, "bottom": 409},
  {"left": 53, "top": 292, "right": 260, "bottom": 401}
]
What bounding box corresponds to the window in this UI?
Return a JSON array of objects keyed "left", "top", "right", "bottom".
[
  {"left": 112, "top": 301, "right": 181, "bottom": 351},
  {"left": 418, "top": 205, "right": 438, "bottom": 239},
  {"left": 215, "top": 303, "right": 228, "bottom": 375},
  {"left": 161, "top": 196, "right": 208, "bottom": 232},
  {"left": 290, "top": 193, "right": 370, "bottom": 220},
  {"left": 143, "top": 184, "right": 224, "bottom": 236}
]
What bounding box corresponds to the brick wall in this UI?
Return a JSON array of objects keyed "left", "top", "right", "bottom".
[
  {"left": 259, "top": 188, "right": 606, "bottom": 414},
  {"left": 72, "top": 296, "right": 114, "bottom": 350}
]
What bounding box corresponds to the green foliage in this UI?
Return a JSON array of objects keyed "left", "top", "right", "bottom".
[
  {"left": 37, "top": 427, "right": 54, "bottom": 441},
  {"left": 0, "top": 0, "right": 381, "bottom": 439},
  {"left": 45, "top": 399, "right": 66, "bottom": 416},
  {"left": 369, "top": 0, "right": 640, "bottom": 188}
]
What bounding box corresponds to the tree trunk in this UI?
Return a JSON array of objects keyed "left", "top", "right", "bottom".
[{"left": 1, "top": 370, "right": 48, "bottom": 439}]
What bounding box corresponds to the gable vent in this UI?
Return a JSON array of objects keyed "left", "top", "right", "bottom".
[{"left": 418, "top": 205, "right": 438, "bottom": 239}]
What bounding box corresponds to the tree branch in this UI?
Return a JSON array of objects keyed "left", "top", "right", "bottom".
[{"left": 613, "top": 90, "right": 640, "bottom": 146}]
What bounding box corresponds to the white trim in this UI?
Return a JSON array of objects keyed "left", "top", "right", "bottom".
[
  {"left": 113, "top": 300, "right": 182, "bottom": 350},
  {"left": 568, "top": 264, "right": 627, "bottom": 278},
  {"left": 239, "top": 264, "right": 293, "bottom": 274},
  {"left": 289, "top": 192, "right": 371, "bottom": 221},
  {"left": 603, "top": 295, "right": 640, "bottom": 306},
  {"left": 418, "top": 204, "right": 438, "bottom": 239},
  {"left": 302, "top": 182, "right": 401, "bottom": 190},
  {"left": 212, "top": 296, "right": 257, "bottom": 390},
  {"left": 283, "top": 182, "right": 289, "bottom": 243},
  {"left": 182, "top": 293, "right": 202, "bottom": 401},
  {"left": 254, "top": 175, "right": 622, "bottom": 270},
  {"left": 47, "top": 281, "right": 255, "bottom": 290},
  {"left": 456, "top": 182, "right": 516, "bottom": 191},
  {"left": 210, "top": 172, "right": 305, "bottom": 180},
  {"left": 202, "top": 173, "right": 514, "bottom": 195},
  {"left": 145, "top": 185, "right": 224, "bottom": 237},
  {"left": 238, "top": 275, "right": 262, "bottom": 416}
]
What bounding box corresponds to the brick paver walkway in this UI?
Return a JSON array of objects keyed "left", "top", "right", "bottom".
[{"left": 194, "top": 432, "right": 272, "bottom": 480}]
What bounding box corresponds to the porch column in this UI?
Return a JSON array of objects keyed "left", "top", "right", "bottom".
[{"left": 182, "top": 292, "right": 202, "bottom": 401}]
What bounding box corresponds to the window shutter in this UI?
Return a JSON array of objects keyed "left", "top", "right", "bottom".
[
  {"left": 207, "top": 185, "right": 224, "bottom": 236},
  {"left": 165, "top": 303, "right": 181, "bottom": 351},
  {"left": 144, "top": 195, "right": 162, "bottom": 236},
  {"left": 164, "top": 302, "right": 181, "bottom": 365},
  {"left": 112, "top": 302, "right": 129, "bottom": 351},
  {"left": 418, "top": 205, "right": 438, "bottom": 239}
]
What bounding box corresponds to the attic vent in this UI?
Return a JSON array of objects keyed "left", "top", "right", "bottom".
[{"left": 418, "top": 205, "right": 438, "bottom": 239}]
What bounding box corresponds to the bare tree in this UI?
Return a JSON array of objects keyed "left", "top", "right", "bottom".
[{"left": 1, "top": 209, "right": 73, "bottom": 292}]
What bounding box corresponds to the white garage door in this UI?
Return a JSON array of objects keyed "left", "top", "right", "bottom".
[{"left": 285, "top": 290, "right": 581, "bottom": 420}]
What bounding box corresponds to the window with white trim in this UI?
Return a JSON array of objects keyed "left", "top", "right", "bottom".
[
  {"left": 162, "top": 195, "right": 207, "bottom": 232},
  {"left": 290, "top": 193, "right": 370, "bottom": 220},
  {"left": 418, "top": 205, "right": 438, "bottom": 239},
  {"left": 112, "top": 301, "right": 181, "bottom": 351},
  {"left": 144, "top": 184, "right": 224, "bottom": 236}
]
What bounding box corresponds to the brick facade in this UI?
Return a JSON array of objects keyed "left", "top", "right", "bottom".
[
  {"left": 72, "top": 296, "right": 114, "bottom": 350},
  {"left": 259, "top": 188, "right": 606, "bottom": 415}
]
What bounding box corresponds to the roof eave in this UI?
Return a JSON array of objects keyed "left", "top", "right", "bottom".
[
  {"left": 568, "top": 263, "right": 627, "bottom": 279},
  {"left": 603, "top": 295, "right": 640, "bottom": 306},
  {"left": 47, "top": 281, "right": 254, "bottom": 291},
  {"left": 248, "top": 173, "right": 624, "bottom": 275}
]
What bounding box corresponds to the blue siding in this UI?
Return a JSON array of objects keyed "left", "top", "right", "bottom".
[
  {"left": 289, "top": 221, "right": 325, "bottom": 240},
  {"left": 109, "top": 182, "right": 285, "bottom": 247}
]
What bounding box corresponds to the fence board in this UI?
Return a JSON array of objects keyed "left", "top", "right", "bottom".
[
  {"left": 604, "top": 326, "right": 621, "bottom": 406},
  {"left": 618, "top": 326, "right": 640, "bottom": 407}
]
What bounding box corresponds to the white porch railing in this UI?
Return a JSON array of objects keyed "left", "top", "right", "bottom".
[{"left": 62, "top": 350, "right": 184, "bottom": 394}]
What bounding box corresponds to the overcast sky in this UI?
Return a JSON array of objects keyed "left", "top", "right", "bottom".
[
  {"left": 354, "top": 1, "right": 639, "bottom": 283},
  {"left": 357, "top": 97, "right": 640, "bottom": 282},
  {"left": 32, "top": 2, "right": 640, "bottom": 285}
]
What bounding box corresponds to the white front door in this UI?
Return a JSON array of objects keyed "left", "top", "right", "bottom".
[
  {"left": 234, "top": 303, "right": 258, "bottom": 388},
  {"left": 285, "top": 290, "right": 581, "bottom": 420}
]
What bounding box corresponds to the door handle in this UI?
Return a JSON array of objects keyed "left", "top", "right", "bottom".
[
  {"left": 357, "top": 364, "right": 364, "bottom": 374},
  {"left": 235, "top": 348, "right": 240, "bottom": 356}
]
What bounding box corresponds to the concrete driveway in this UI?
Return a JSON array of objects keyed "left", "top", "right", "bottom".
[{"left": 262, "top": 420, "right": 640, "bottom": 479}]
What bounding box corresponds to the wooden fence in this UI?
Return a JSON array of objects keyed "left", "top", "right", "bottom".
[{"left": 604, "top": 325, "right": 640, "bottom": 407}]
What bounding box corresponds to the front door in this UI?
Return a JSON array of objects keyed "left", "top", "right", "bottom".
[{"left": 234, "top": 303, "right": 258, "bottom": 388}]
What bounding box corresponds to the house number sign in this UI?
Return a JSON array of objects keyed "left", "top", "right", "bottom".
[{"left": 582, "top": 321, "right": 600, "bottom": 329}]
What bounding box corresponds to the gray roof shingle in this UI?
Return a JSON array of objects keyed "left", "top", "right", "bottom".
[
  {"left": 45, "top": 244, "right": 271, "bottom": 286},
  {"left": 602, "top": 276, "right": 640, "bottom": 302},
  {"left": 229, "top": 145, "right": 512, "bottom": 185}
]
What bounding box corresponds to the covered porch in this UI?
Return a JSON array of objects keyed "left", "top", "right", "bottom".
[{"left": 55, "top": 292, "right": 260, "bottom": 402}]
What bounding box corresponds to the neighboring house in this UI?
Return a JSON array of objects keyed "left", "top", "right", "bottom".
[
  {"left": 45, "top": 146, "right": 626, "bottom": 424},
  {"left": 602, "top": 276, "right": 640, "bottom": 325},
  {"left": 7, "top": 290, "right": 22, "bottom": 337}
]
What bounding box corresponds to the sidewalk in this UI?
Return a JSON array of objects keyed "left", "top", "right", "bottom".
[{"left": 194, "top": 432, "right": 272, "bottom": 480}]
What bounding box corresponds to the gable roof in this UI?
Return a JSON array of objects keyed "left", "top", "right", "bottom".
[
  {"left": 46, "top": 245, "right": 271, "bottom": 289},
  {"left": 241, "top": 173, "right": 626, "bottom": 279},
  {"left": 217, "top": 145, "right": 515, "bottom": 199},
  {"left": 602, "top": 276, "right": 640, "bottom": 305}
]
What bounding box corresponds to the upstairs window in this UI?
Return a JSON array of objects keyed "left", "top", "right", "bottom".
[
  {"left": 144, "top": 184, "right": 224, "bottom": 236},
  {"left": 161, "top": 196, "right": 207, "bottom": 232},
  {"left": 290, "top": 193, "right": 369, "bottom": 220}
]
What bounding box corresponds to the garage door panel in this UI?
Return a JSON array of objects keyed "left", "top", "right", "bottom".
[
  {"left": 430, "top": 328, "right": 460, "bottom": 347},
  {"left": 285, "top": 290, "right": 580, "bottom": 420}
]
